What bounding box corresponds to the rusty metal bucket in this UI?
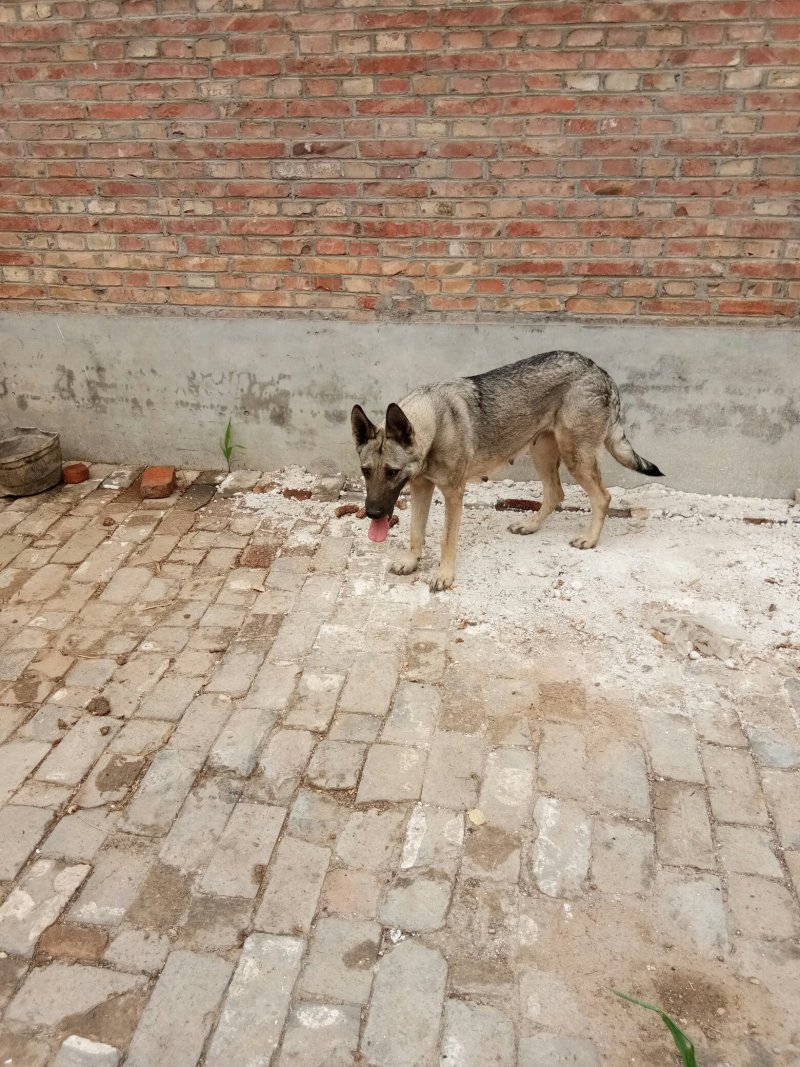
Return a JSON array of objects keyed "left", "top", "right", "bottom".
[{"left": 0, "top": 426, "right": 63, "bottom": 497}]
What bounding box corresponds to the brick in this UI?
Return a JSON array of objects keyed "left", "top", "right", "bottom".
[
  {"left": 440, "top": 999, "right": 516, "bottom": 1067},
  {"left": 519, "top": 1035, "right": 600, "bottom": 1066},
  {"left": 321, "top": 868, "right": 382, "bottom": 919},
  {"left": 357, "top": 742, "right": 426, "bottom": 803},
  {"left": 35, "top": 716, "right": 120, "bottom": 785},
  {"left": 140, "top": 466, "right": 175, "bottom": 499},
  {"left": 531, "top": 798, "right": 591, "bottom": 899},
  {"left": 69, "top": 844, "right": 152, "bottom": 927},
  {"left": 537, "top": 722, "right": 591, "bottom": 802},
  {"left": 254, "top": 836, "right": 330, "bottom": 934},
  {"left": 653, "top": 781, "right": 716, "bottom": 869},
  {"left": 125, "top": 950, "right": 234, "bottom": 1067},
  {"left": 478, "top": 748, "right": 535, "bottom": 832},
  {"left": 422, "top": 733, "right": 485, "bottom": 809},
  {"left": 6, "top": 962, "right": 144, "bottom": 1030},
  {"left": 591, "top": 820, "right": 655, "bottom": 895},
  {"left": 38, "top": 923, "right": 108, "bottom": 963},
  {"left": 655, "top": 870, "right": 729, "bottom": 955},
  {"left": 54, "top": 1036, "right": 120, "bottom": 1067},
  {"left": 717, "top": 825, "right": 783, "bottom": 878},
  {"left": 62, "top": 462, "right": 89, "bottom": 484},
  {"left": 726, "top": 874, "right": 798, "bottom": 940},
  {"left": 362, "top": 940, "right": 447, "bottom": 1067},
  {"left": 200, "top": 801, "right": 285, "bottom": 898},
  {"left": 0, "top": 738, "right": 51, "bottom": 804},
  {"left": 642, "top": 710, "right": 705, "bottom": 783},
  {"left": 761, "top": 768, "right": 800, "bottom": 848},
  {"left": 0, "top": 859, "right": 90, "bottom": 956},
  {"left": 277, "top": 1002, "right": 360, "bottom": 1067},
  {"left": 299, "top": 916, "right": 380, "bottom": 1003},
  {"left": 205, "top": 935, "right": 304, "bottom": 1067},
  {"left": 591, "top": 740, "right": 650, "bottom": 817},
  {"left": 306, "top": 739, "right": 366, "bottom": 790},
  {"left": 118, "top": 750, "right": 198, "bottom": 837},
  {"left": 284, "top": 669, "right": 344, "bottom": 731},
  {"left": 336, "top": 808, "right": 406, "bottom": 871},
  {"left": 382, "top": 680, "right": 440, "bottom": 743},
  {"left": 0, "top": 804, "right": 51, "bottom": 879},
  {"left": 339, "top": 652, "right": 399, "bottom": 716},
  {"left": 250, "top": 728, "right": 315, "bottom": 804},
  {"left": 702, "top": 745, "right": 769, "bottom": 825}
]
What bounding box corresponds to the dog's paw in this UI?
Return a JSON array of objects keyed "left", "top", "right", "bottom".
[
  {"left": 570, "top": 535, "right": 597, "bottom": 550},
  {"left": 389, "top": 553, "right": 420, "bottom": 576},
  {"left": 429, "top": 566, "right": 455, "bottom": 592},
  {"left": 508, "top": 519, "right": 540, "bottom": 536}
]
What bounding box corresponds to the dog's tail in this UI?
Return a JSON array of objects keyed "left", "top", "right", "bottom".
[{"left": 605, "top": 389, "right": 664, "bottom": 477}]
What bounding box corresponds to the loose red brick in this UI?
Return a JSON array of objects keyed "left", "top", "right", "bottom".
[
  {"left": 140, "top": 465, "right": 176, "bottom": 499},
  {"left": 62, "top": 462, "right": 90, "bottom": 484}
]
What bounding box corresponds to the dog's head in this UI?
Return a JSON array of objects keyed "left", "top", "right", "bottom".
[{"left": 350, "top": 403, "right": 419, "bottom": 527}]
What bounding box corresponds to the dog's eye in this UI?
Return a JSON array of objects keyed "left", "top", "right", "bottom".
[
  {"left": 384, "top": 467, "right": 399, "bottom": 478},
  {"left": 361, "top": 467, "right": 370, "bottom": 478}
]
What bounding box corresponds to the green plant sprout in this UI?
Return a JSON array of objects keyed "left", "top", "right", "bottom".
[
  {"left": 614, "top": 991, "right": 697, "bottom": 1066},
  {"left": 220, "top": 417, "right": 245, "bottom": 472}
]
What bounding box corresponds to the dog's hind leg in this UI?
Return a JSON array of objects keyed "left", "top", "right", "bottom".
[
  {"left": 390, "top": 477, "right": 434, "bottom": 576},
  {"left": 508, "top": 433, "right": 564, "bottom": 536},
  {"left": 430, "top": 483, "right": 464, "bottom": 591},
  {"left": 557, "top": 434, "right": 611, "bottom": 549}
]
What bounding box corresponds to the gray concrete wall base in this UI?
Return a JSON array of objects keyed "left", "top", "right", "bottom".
[{"left": 1, "top": 312, "right": 797, "bottom": 497}]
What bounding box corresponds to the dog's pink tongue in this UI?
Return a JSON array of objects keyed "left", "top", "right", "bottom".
[{"left": 368, "top": 517, "right": 390, "bottom": 543}]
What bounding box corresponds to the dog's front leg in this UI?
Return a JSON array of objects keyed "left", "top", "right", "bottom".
[
  {"left": 430, "top": 484, "right": 464, "bottom": 592},
  {"left": 390, "top": 477, "right": 434, "bottom": 576}
]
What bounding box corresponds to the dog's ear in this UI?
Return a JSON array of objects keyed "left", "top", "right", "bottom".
[
  {"left": 351, "top": 404, "right": 377, "bottom": 448},
  {"left": 385, "top": 402, "right": 414, "bottom": 448}
]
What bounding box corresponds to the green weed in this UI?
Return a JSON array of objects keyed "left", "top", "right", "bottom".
[
  {"left": 614, "top": 991, "right": 697, "bottom": 1066},
  {"left": 220, "top": 417, "right": 244, "bottom": 472}
]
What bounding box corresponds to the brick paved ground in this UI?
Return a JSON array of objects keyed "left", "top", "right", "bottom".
[{"left": 0, "top": 467, "right": 798, "bottom": 1066}]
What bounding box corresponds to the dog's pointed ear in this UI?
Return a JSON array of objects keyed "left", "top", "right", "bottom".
[
  {"left": 351, "top": 404, "right": 377, "bottom": 448},
  {"left": 385, "top": 402, "right": 414, "bottom": 448}
]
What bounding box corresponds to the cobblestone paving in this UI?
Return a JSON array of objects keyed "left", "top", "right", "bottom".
[{"left": 0, "top": 468, "right": 799, "bottom": 1066}]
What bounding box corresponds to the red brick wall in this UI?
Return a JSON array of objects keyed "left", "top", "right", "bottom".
[{"left": 1, "top": 0, "right": 798, "bottom": 322}]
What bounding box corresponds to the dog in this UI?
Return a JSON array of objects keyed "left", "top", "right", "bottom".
[{"left": 351, "top": 350, "right": 663, "bottom": 591}]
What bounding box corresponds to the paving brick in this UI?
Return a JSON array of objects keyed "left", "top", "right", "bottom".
[
  {"left": 104, "top": 925, "right": 170, "bottom": 975},
  {"left": 382, "top": 680, "right": 440, "bottom": 743},
  {"left": 716, "top": 824, "right": 783, "bottom": 878},
  {"left": 167, "top": 692, "right": 233, "bottom": 762},
  {"left": 250, "top": 728, "right": 315, "bottom": 804},
  {"left": 0, "top": 805, "right": 52, "bottom": 880},
  {"left": 400, "top": 803, "right": 464, "bottom": 872},
  {"left": 16, "top": 563, "right": 70, "bottom": 602},
  {"left": 463, "top": 826, "right": 521, "bottom": 883},
  {"left": 655, "top": 870, "right": 729, "bottom": 954},
  {"left": 531, "top": 798, "right": 591, "bottom": 899},
  {"left": 306, "top": 739, "right": 366, "bottom": 790},
  {"left": 267, "top": 612, "right": 322, "bottom": 663},
  {"left": 35, "top": 716, "right": 120, "bottom": 786},
  {"left": 284, "top": 669, "right": 344, "bottom": 731},
  {"left": 518, "top": 1034, "right": 600, "bottom": 1066},
  {"left": 286, "top": 788, "right": 348, "bottom": 848},
  {"left": 206, "top": 647, "right": 265, "bottom": 696},
  {"left": 176, "top": 893, "right": 252, "bottom": 954},
  {"left": 108, "top": 719, "right": 170, "bottom": 756},
  {"left": 205, "top": 934, "right": 305, "bottom": 1067},
  {"left": 243, "top": 659, "right": 301, "bottom": 711},
  {"left": 591, "top": 740, "right": 650, "bottom": 818},
  {"left": 356, "top": 742, "right": 426, "bottom": 803},
  {"left": 362, "top": 940, "right": 447, "bottom": 1067},
  {"left": 747, "top": 725, "right": 800, "bottom": 770},
  {"left": 307, "top": 623, "right": 364, "bottom": 670},
  {"left": 69, "top": 844, "right": 152, "bottom": 927},
  {"left": 118, "top": 750, "right": 198, "bottom": 837},
  {"left": 653, "top": 781, "right": 716, "bottom": 870},
  {"left": 125, "top": 950, "right": 234, "bottom": 1067},
  {"left": 0, "top": 739, "right": 51, "bottom": 804},
  {"left": 51, "top": 528, "right": 107, "bottom": 566},
  {"left": 158, "top": 777, "right": 239, "bottom": 874},
  {"left": 336, "top": 808, "right": 406, "bottom": 871},
  {"left": 321, "top": 868, "right": 383, "bottom": 920},
  {"left": 73, "top": 540, "right": 133, "bottom": 583},
  {"left": 591, "top": 820, "right": 654, "bottom": 895},
  {"left": 703, "top": 745, "right": 769, "bottom": 825},
  {"left": 404, "top": 630, "right": 448, "bottom": 683},
  {"left": 440, "top": 999, "right": 516, "bottom": 1067},
  {"left": 201, "top": 801, "right": 285, "bottom": 898},
  {"left": 5, "top": 961, "right": 144, "bottom": 1030},
  {"left": 53, "top": 1036, "right": 120, "bottom": 1067},
  {"left": 38, "top": 922, "right": 108, "bottom": 963},
  {"left": 422, "top": 733, "right": 486, "bottom": 809},
  {"left": 99, "top": 566, "right": 153, "bottom": 604},
  {"left": 299, "top": 916, "right": 380, "bottom": 1003},
  {"left": 478, "top": 748, "right": 535, "bottom": 832},
  {"left": 277, "top": 1002, "right": 360, "bottom": 1067},
  {"left": 642, "top": 710, "right": 705, "bottom": 783},
  {"left": 339, "top": 652, "right": 400, "bottom": 717},
  {"left": 254, "top": 837, "right": 330, "bottom": 935},
  {"left": 761, "top": 768, "right": 800, "bottom": 849},
  {"left": 135, "top": 675, "right": 200, "bottom": 721},
  {"left": 207, "top": 701, "right": 276, "bottom": 776},
  {"left": 329, "top": 712, "right": 381, "bottom": 742},
  {"left": 0, "top": 859, "right": 90, "bottom": 956},
  {"left": 381, "top": 866, "right": 455, "bottom": 931},
  {"left": 726, "top": 874, "right": 798, "bottom": 940}
]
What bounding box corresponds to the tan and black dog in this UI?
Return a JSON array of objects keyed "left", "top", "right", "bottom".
[{"left": 351, "top": 350, "right": 663, "bottom": 591}]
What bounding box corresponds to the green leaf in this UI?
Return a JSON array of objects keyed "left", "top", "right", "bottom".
[{"left": 613, "top": 991, "right": 697, "bottom": 1067}]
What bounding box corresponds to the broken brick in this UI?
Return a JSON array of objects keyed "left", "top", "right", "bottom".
[{"left": 140, "top": 466, "right": 176, "bottom": 499}]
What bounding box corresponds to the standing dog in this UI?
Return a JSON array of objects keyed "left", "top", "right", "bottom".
[{"left": 351, "top": 350, "right": 663, "bottom": 591}]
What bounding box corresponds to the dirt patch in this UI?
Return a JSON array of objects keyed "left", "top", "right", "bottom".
[{"left": 653, "top": 970, "right": 731, "bottom": 1040}]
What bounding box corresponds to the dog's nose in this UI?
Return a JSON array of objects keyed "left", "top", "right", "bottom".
[{"left": 365, "top": 506, "right": 383, "bottom": 520}]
